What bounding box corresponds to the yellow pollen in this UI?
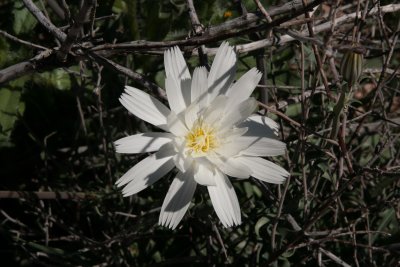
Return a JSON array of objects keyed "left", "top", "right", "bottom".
[{"left": 186, "top": 121, "right": 216, "bottom": 155}]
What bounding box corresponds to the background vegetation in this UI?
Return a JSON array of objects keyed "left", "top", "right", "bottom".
[{"left": 0, "top": 0, "right": 399, "bottom": 266}]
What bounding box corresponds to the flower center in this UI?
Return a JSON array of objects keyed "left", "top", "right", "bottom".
[{"left": 185, "top": 120, "right": 217, "bottom": 157}]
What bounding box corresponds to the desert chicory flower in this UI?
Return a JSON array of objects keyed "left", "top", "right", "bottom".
[{"left": 115, "top": 42, "right": 289, "bottom": 229}]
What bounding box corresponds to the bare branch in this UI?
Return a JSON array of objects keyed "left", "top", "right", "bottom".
[
  {"left": 187, "top": 0, "right": 203, "bottom": 35},
  {"left": 58, "top": 0, "right": 96, "bottom": 61},
  {"left": 46, "top": 0, "right": 66, "bottom": 19},
  {"left": 91, "top": 0, "right": 325, "bottom": 53},
  {"left": 0, "top": 49, "right": 54, "bottom": 84},
  {"left": 254, "top": 0, "right": 273, "bottom": 23},
  {"left": 22, "top": 0, "right": 67, "bottom": 41},
  {"left": 2, "top": 2, "right": 399, "bottom": 87},
  {"left": 0, "top": 61, "right": 35, "bottom": 84},
  {"left": 88, "top": 51, "right": 166, "bottom": 99},
  {"left": 0, "top": 29, "right": 48, "bottom": 50},
  {"left": 0, "top": 190, "right": 89, "bottom": 200}
]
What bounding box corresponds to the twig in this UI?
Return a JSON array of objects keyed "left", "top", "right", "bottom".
[
  {"left": 186, "top": 0, "right": 208, "bottom": 66},
  {"left": 0, "top": 30, "right": 48, "bottom": 50},
  {"left": 301, "top": 0, "right": 333, "bottom": 100},
  {"left": 211, "top": 223, "right": 229, "bottom": 262},
  {"left": 58, "top": 0, "right": 96, "bottom": 61},
  {"left": 87, "top": 51, "right": 167, "bottom": 99},
  {"left": 254, "top": 0, "right": 273, "bottom": 23},
  {"left": 299, "top": 42, "right": 309, "bottom": 217},
  {"left": 2, "top": 3, "right": 399, "bottom": 85},
  {"left": 258, "top": 101, "right": 340, "bottom": 146},
  {"left": 0, "top": 190, "right": 90, "bottom": 199},
  {"left": 46, "top": 0, "right": 65, "bottom": 19},
  {"left": 59, "top": 0, "right": 72, "bottom": 22},
  {"left": 319, "top": 247, "right": 352, "bottom": 267},
  {"left": 22, "top": 0, "right": 67, "bottom": 42},
  {"left": 187, "top": 0, "right": 203, "bottom": 35},
  {"left": 91, "top": 0, "right": 325, "bottom": 53}
]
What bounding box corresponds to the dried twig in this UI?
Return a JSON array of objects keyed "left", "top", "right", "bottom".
[
  {"left": 0, "top": 191, "right": 90, "bottom": 199},
  {"left": 57, "top": 0, "right": 97, "bottom": 61},
  {"left": 22, "top": 0, "right": 67, "bottom": 41}
]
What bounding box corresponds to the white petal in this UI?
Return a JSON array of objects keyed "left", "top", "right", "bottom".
[
  {"left": 208, "top": 170, "right": 241, "bottom": 227},
  {"left": 155, "top": 142, "right": 176, "bottom": 158},
  {"left": 217, "top": 127, "right": 248, "bottom": 140},
  {"left": 214, "top": 141, "right": 247, "bottom": 158},
  {"left": 191, "top": 66, "right": 209, "bottom": 109},
  {"left": 238, "top": 156, "right": 289, "bottom": 184},
  {"left": 193, "top": 160, "right": 216, "bottom": 186},
  {"left": 239, "top": 115, "right": 280, "bottom": 137},
  {"left": 116, "top": 151, "right": 175, "bottom": 195},
  {"left": 218, "top": 98, "right": 258, "bottom": 130},
  {"left": 164, "top": 47, "right": 191, "bottom": 113},
  {"left": 173, "top": 151, "right": 193, "bottom": 173},
  {"left": 167, "top": 111, "right": 188, "bottom": 137},
  {"left": 235, "top": 136, "right": 286, "bottom": 156},
  {"left": 213, "top": 156, "right": 251, "bottom": 179},
  {"left": 181, "top": 78, "right": 192, "bottom": 107},
  {"left": 164, "top": 46, "right": 191, "bottom": 81},
  {"left": 184, "top": 102, "right": 199, "bottom": 130},
  {"left": 172, "top": 138, "right": 193, "bottom": 173},
  {"left": 213, "top": 128, "right": 249, "bottom": 158},
  {"left": 165, "top": 77, "right": 187, "bottom": 114},
  {"left": 120, "top": 86, "right": 170, "bottom": 131},
  {"left": 203, "top": 95, "right": 229, "bottom": 126},
  {"left": 115, "top": 132, "right": 173, "bottom": 154},
  {"left": 207, "top": 42, "right": 236, "bottom": 102},
  {"left": 159, "top": 168, "right": 197, "bottom": 229},
  {"left": 226, "top": 68, "right": 262, "bottom": 106}
]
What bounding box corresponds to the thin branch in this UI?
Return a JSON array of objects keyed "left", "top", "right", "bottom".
[
  {"left": 46, "top": 0, "right": 65, "bottom": 19},
  {"left": 0, "top": 49, "right": 54, "bottom": 84},
  {"left": 319, "top": 247, "right": 352, "bottom": 267},
  {"left": 91, "top": 0, "right": 325, "bottom": 53},
  {"left": 0, "top": 190, "right": 90, "bottom": 200},
  {"left": 22, "top": 0, "right": 67, "bottom": 42},
  {"left": 59, "top": 0, "right": 72, "bottom": 22},
  {"left": 187, "top": 0, "right": 203, "bottom": 35},
  {"left": 92, "top": 4, "right": 400, "bottom": 56},
  {"left": 58, "top": 0, "right": 96, "bottom": 61},
  {"left": 186, "top": 0, "right": 208, "bottom": 66},
  {"left": 0, "top": 30, "right": 48, "bottom": 50},
  {"left": 2, "top": 3, "right": 399, "bottom": 87},
  {"left": 87, "top": 51, "right": 166, "bottom": 99},
  {"left": 254, "top": 0, "right": 273, "bottom": 23},
  {"left": 0, "top": 62, "right": 35, "bottom": 84}
]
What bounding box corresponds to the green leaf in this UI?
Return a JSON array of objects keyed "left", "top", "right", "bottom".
[
  {"left": 112, "top": 0, "right": 126, "bottom": 14},
  {"left": 13, "top": 1, "right": 37, "bottom": 35},
  {"left": 0, "top": 37, "right": 10, "bottom": 68},
  {"left": 27, "top": 242, "right": 65, "bottom": 256},
  {"left": 0, "top": 87, "right": 25, "bottom": 145},
  {"left": 279, "top": 257, "right": 292, "bottom": 267},
  {"left": 255, "top": 217, "right": 269, "bottom": 238},
  {"left": 285, "top": 103, "right": 302, "bottom": 117},
  {"left": 34, "top": 69, "right": 71, "bottom": 90},
  {"left": 372, "top": 208, "right": 396, "bottom": 243}
]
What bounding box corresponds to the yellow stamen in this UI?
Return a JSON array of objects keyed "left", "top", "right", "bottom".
[{"left": 186, "top": 120, "right": 217, "bottom": 156}]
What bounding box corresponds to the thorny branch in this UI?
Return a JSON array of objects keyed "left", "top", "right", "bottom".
[{"left": 1, "top": 0, "right": 326, "bottom": 84}]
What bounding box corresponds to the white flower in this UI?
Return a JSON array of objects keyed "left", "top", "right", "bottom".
[{"left": 115, "top": 42, "right": 289, "bottom": 229}]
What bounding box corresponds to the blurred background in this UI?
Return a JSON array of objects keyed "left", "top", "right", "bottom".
[{"left": 0, "top": 0, "right": 399, "bottom": 266}]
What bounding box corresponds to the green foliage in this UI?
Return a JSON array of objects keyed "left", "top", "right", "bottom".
[
  {"left": 0, "top": 79, "right": 25, "bottom": 146},
  {"left": 33, "top": 69, "right": 71, "bottom": 91},
  {"left": 12, "top": 1, "right": 37, "bottom": 35}
]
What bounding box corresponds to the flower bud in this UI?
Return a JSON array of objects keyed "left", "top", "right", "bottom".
[{"left": 340, "top": 49, "right": 363, "bottom": 86}]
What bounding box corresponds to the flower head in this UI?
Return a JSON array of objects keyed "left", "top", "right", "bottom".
[{"left": 115, "top": 42, "right": 289, "bottom": 229}]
